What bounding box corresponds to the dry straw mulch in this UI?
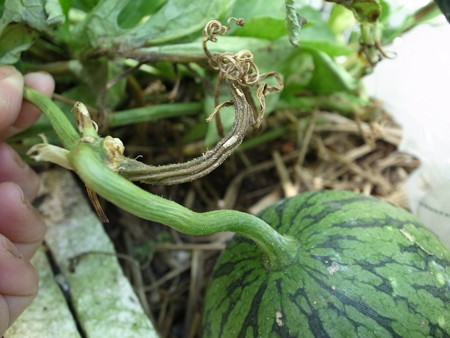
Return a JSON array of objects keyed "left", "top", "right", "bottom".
[{"left": 107, "top": 108, "right": 418, "bottom": 337}]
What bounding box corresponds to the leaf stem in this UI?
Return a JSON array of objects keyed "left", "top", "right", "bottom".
[
  {"left": 23, "top": 87, "right": 80, "bottom": 149},
  {"left": 108, "top": 102, "right": 202, "bottom": 127},
  {"left": 69, "top": 141, "right": 298, "bottom": 270}
]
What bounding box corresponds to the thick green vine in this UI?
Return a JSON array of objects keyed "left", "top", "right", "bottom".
[{"left": 69, "top": 139, "right": 298, "bottom": 270}]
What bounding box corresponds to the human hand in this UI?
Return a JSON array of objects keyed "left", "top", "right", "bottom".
[{"left": 0, "top": 65, "right": 53, "bottom": 334}]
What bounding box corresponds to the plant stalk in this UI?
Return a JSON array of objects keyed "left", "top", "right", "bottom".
[
  {"left": 23, "top": 87, "right": 80, "bottom": 149},
  {"left": 69, "top": 141, "right": 299, "bottom": 270}
]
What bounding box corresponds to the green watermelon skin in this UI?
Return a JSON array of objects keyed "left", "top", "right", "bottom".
[{"left": 202, "top": 190, "right": 450, "bottom": 337}]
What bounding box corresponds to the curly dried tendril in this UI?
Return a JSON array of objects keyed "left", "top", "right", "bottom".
[
  {"left": 27, "top": 19, "right": 283, "bottom": 186},
  {"left": 203, "top": 17, "right": 245, "bottom": 69},
  {"left": 113, "top": 18, "right": 283, "bottom": 184},
  {"left": 203, "top": 20, "right": 227, "bottom": 43},
  {"left": 216, "top": 50, "right": 260, "bottom": 86},
  {"left": 202, "top": 18, "right": 283, "bottom": 131}
]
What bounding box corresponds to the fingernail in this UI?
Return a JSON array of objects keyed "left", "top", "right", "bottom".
[
  {"left": 1, "top": 236, "right": 23, "bottom": 259},
  {"left": 0, "top": 65, "right": 19, "bottom": 80},
  {"left": 8, "top": 182, "right": 27, "bottom": 205}
]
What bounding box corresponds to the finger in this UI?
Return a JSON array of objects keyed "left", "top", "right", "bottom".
[
  {"left": 18, "top": 72, "right": 55, "bottom": 128},
  {"left": 2, "top": 294, "right": 37, "bottom": 334},
  {"left": 0, "top": 66, "right": 24, "bottom": 136},
  {"left": 3, "top": 71, "right": 55, "bottom": 139},
  {"left": 0, "top": 182, "right": 46, "bottom": 260},
  {"left": 0, "top": 143, "right": 40, "bottom": 201},
  {"left": 0, "top": 234, "right": 38, "bottom": 332}
]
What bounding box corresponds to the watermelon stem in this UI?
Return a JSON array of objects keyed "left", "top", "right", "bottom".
[
  {"left": 68, "top": 141, "right": 299, "bottom": 270},
  {"left": 24, "top": 89, "right": 298, "bottom": 270}
]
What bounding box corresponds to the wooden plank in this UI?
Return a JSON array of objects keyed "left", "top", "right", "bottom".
[
  {"left": 8, "top": 169, "right": 158, "bottom": 337},
  {"left": 5, "top": 249, "right": 81, "bottom": 338}
]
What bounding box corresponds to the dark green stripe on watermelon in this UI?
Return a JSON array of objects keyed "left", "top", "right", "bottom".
[{"left": 202, "top": 190, "right": 450, "bottom": 337}]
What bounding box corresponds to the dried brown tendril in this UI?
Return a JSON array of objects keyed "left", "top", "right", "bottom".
[
  {"left": 202, "top": 18, "right": 283, "bottom": 129},
  {"left": 203, "top": 18, "right": 260, "bottom": 87},
  {"left": 118, "top": 18, "right": 283, "bottom": 184}
]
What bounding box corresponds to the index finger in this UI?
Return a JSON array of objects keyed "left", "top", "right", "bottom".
[
  {"left": 0, "top": 66, "right": 24, "bottom": 137},
  {"left": 2, "top": 70, "right": 55, "bottom": 140}
]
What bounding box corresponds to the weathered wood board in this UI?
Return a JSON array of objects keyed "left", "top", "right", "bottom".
[{"left": 6, "top": 170, "right": 158, "bottom": 337}]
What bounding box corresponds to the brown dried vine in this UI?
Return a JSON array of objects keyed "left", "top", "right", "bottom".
[{"left": 117, "top": 18, "right": 283, "bottom": 185}]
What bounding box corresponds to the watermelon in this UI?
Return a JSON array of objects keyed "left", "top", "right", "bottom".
[{"left": 202, "top": 190, "right": 450, "bottom": 337}]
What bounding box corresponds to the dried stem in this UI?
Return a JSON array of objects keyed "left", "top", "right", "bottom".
[{"left": 118, "top": 18, "right": 283, "bottom": 184}]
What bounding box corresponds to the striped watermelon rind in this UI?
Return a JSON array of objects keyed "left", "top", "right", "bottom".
[{"left": 203, "top": 190, "right": 450, "bottom": 337}]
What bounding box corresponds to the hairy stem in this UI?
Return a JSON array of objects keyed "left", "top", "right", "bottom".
[
  {"left": 119, "top": 81, "right": 253, "bottom": 184},
  {"left": 69, "top": 141, "right": 298, "bottom": 270},
  {"left": 23, "top": 87, "right": 80, "bottom": 149}
]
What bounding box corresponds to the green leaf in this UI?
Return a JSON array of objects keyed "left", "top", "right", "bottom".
[
  {"left": 0, "top": 0, "right": 64, "bottom": 63},
  {"left": 71, "top": 0, "right": 100, "bottom": 11},
  {"left": 130, "top": 0, "right": 236, "bottom": 45},
  {"left": 232, "top": 16, "right": 287, "bottom": 40},
  {"left": 299, "top": 6, "right": 336, "bottom": 41},
  {"left": 229, "top": 0, "right": 306, "bottom": 45},
  {"left": 303, "top": 47, "right": 357, "bottom": 94},
  {"left": 70, "top": 0, "right": 129, "bottom": 49},
  {"left": 328, "top": 3, "right": 355, "bottom": 37},
  {"left": 0, "top": 0, "right": 64, "bottom": 33},
  {"left": 297, "top": 6, "right": 352, "bottom": 56},
  {"left": 300, "top": 40, "right": 352, "bottom": 56},
  {"left": 66, "top": 58, "right": 127, "bottom": 109},
  {"left": 58, "top": 0, "right": 71, "bottom": 17},
  {"left": 325, "top": 0, "right": 382, "bottom": 23},
  {"left": 117, "top": 0, "right": 166, "bottom": 29},
  {"left": 280, "top": 49, "right": 313, "bottom": 92},
  {"left": 0, "top": 24, "right": 35, "bottom": 64},
  {"left": 73, "top": 0, "right": 235, "bottom": 50},
  {"left": 378, "top": 0, "right": 390, "bottom": 24},
  {"left": 230, "top": 0, "right": 285, "bottom": 19}
]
